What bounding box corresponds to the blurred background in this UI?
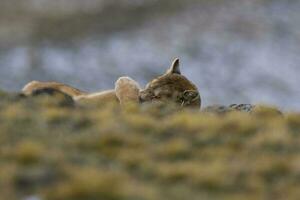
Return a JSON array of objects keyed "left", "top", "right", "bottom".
[{"left": 0, "top": 0, "right": 299, "bottom": 110}]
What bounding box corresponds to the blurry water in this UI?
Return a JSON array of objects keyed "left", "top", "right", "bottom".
[{"left": 0, "top": 0, "right": 299, "bottom": 110}]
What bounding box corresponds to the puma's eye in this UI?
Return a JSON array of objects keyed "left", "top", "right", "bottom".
[{"left": 183, "top": 90, "right": 198, "bottom": 98}]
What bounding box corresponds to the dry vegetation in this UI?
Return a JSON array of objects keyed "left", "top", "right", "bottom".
[{"left": 0, "top": 90, "right": 299, "bottom": 200}]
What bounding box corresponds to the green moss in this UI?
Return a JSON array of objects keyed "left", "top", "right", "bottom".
[
  {"left": 44, "top": 167, "right": 155, "bottom": 200},
  {"left": 0, "top": 91, "right": 299, "bottom": 199},
  {"left": 13, "top": 141, "right": 45, "bottom": 166},
  {"left": 286, "top": 113, "right": 300, "bottom": 135},
  {"left": 155, "top": 138, "right": 191, "bottom": 161},
  {"left": 252, "top": 105, "right": 283, "bottom": 118}
]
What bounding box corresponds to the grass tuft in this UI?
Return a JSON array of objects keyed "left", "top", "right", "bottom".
[{"left": 0, "top": 92, "right": 299, "bottom": 199}]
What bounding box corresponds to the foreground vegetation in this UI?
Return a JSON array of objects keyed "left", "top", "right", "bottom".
[{"left": 0, "top": 90, "right": 300, "bottom": 200}]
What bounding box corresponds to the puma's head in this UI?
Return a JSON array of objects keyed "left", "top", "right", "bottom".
[{"left": 139, "top": 59, "right": 201, "bottom": 108}]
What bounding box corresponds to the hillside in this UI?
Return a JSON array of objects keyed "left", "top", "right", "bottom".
[{"left": 0, "top": 91, "right": 299, "bottom": 200}]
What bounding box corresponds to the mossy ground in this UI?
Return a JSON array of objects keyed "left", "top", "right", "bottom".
[{"left": 0, "top": 91, "right": 300, "bottom": 200}]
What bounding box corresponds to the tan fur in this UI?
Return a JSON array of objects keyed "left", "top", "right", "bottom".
[
  {"left": 22, "top": 81, "right": 87, "bottom": 97},
  {"left": 74, "top": 90, "right": 119, "bottom": 103},
  {"left": 139, "top": 58, "right": 201, "bottom": 108},
  {"left": 115, "top": 77, "right": 141, "bottom": 106},
  {"left": 73, "top": 77, "right": 141, "bottom": 105},
  {"left": 21, "top": 59, "right": 200, "bottom": 108},
  {"left": 22, "top": 78, "right": 141, "bottom": 106}
]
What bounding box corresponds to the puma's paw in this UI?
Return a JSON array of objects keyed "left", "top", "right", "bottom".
[{"left": 115, "top": 77, "right": 141, "bottom": 106}]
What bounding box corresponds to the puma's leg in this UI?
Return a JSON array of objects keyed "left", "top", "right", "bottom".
[
  {"left": 74, "top": 90, "right": 119, "bottom": 104},
  {"left": 115, "top": 77, "right": 141, "bottom": 106},
  {"left": 22, "top": 81, "right": 87, "bottom": 97}
]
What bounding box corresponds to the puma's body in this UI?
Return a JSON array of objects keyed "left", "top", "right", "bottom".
[
  {"left": 22, "top": 59, "right": 261, "bottom": 113},
  {"left": 22, "top": 59, "right": 201, "bottom": 108},
  {"left": 22, "top": 78, "right": 139, "bottom": 105}
]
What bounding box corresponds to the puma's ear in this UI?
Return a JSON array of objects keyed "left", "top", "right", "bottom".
[{"left": 167, "top": 58, "right": 181, "bottom": 74}]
